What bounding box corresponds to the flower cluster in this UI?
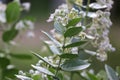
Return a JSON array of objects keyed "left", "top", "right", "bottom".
[
  {"left": 47, "top": 4, "right": 80, "bottom": 26},
  {"left": 47, "top": 0, "right": 115, "bottom": 61},
  {"left": 16, "top": 0, "right": 116, "bottom": 80}
]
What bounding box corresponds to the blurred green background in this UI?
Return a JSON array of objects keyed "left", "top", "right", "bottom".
[{"left": 0, "top": 0, "right": 120, "bottom": 72}]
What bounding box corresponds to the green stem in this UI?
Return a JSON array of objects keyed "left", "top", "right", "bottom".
[
  {"left": 55, "top": 58, "right": 62, "bottom": 77},
  {"left": 0, "top": 68, "right": 2, "bottom": 80},
  {"left": 55, "top": 37, "right": 66, "bottom": 78},
  {"left": 84, "top": 0, "right": 90, "bottom": 25},
  {"left": 70, "top": 72, "right": 73, "bottom": 80}
]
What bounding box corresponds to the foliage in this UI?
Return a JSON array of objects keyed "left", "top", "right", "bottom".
[
  {"left": 0, "top": 0, "right": 34, "bottom": 79},
  {"left": 0, "top": 0, "right": 119, "bottom": 80}
]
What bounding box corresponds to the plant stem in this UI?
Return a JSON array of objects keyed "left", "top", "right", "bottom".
[
  {"left": 70, "top": 72, "right": 73, "bottom": 80},
  {"left": 55, "top": 37, "right": 66, "bottom": 78},
  {"left": 55, "top": 58, "right": 62, "bottom": 77},
  {"left": 0, "top": 68, "right": 2, "bottom": 80},
  {"left": 84, "top": 0, "right": 90, "bottom": 25}
]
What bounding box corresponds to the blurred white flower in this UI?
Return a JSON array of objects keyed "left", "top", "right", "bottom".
[
  {"left": 15, "top": 20, "right": 34, "bottom": 30},
  {"left": 89, "top": 2, "right": 107, "bottom": 9},
  {"left": 16, "top": 75, "right": 32, "bottom": 80},
  {"left": 47, "top": 13, "right": 55, "bottom": 22},
  {"left": 29, "top": 69, "right": 34, "bottom": 74},
  {"left": 22, "top": 2, "right": 31, "bottom": 11},
  {"left": 0, "top": 2, "right": 6, "bottom": 23},
  {"left": 9, "top": 41, "right": 18, "bottom": 46},
  {"left": 71, "top": 47, "right": 78, "bottom": 54},
  {"left": 18, "top": 70, "right": 26, "bottom": 75},
  {"left": 96, "top": 49, "right": 107, "bottom": 61},
  {"left": 24, "top": 20, "right": 34, "bottom": 30},
  {"left": 7, "top": 65, "right": 15, "bottom": 69},
  {"left": 26, "top": 31, "right": 35, "bottom": 38},
  {"left": 15, "top": 21, "right": 25, "bottom": 30}
]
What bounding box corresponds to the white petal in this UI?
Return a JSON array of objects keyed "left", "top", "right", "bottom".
[{"left": 89, "top": 3, "right": 107, "bottom": 9}]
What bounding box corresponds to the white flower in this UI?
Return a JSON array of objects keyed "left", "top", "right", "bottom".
[
  {"left": 16, "top": 75, "right": 32, "bottom": 80},
  {"left": 47, "top": 13, "right": 55, "bottom": 22},
  {"left": 24, "top": 20, "right": 34, "bottom": 30},
  {"left": 26, "top": 31, "right": 35, "bottom": 38},
  {"left": 9, "top": 41, "right": 18, "bottom": 46},
  {"left": 7, "top": 65, "right": 15, "bottom": 69},
  {"left": 29, "top": 69, "right": 34, "bottom": 74},
  {"left": 0, "top": 12, "right": 6, "bottom": 23},
  {"left": 15, "top": 21, "right": 25, "bottom": 30},
  {"left": 89, "top": 2, "right": 107, "bottom": 9},
  {"left": 16, "top": 20, "right": 34, "bottom": 30},
  {"left": 18, "top": 70, "right": 26, "bottom": 75},
  {"left": 22, "top": 2, "right": 31, "bottom": 11},
  {"left": 96, "top": 49, "right": 107, "bottom": 61},
  {"left": 71, "top": 47, "right": 78, "bottom": 54},
  {"left": 0, "top": 2, "right": 6, "bottom": 23}
]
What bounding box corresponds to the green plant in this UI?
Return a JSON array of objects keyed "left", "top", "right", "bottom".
[
  {"left": 0, "top": 0, "right": 35, "bottom": 79},
  {"left": 15, "top": 0, "right": 119, "bottom": 80}
]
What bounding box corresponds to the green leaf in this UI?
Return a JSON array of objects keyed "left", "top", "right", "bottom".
[
  {"left": 23, "top": 16, "right": 36, "bottom": 22},
  {"left": 64, "top": 27, "right": 82, "bottom": 37},
  {"left": 6, "top": 1, "right": 21, "bottom": 23},
  {"left": 42, "top": 31, "right": 62, "bottom": 47},
  {"left": 0, "top": 57, "right": 10, "bottom": 69},
  {"left": 116, "top": 66, "right": 120, "bottom": 76},
  {"left": 32, "top": 65, "right": 55, "bottom": 76},
  {"left": 78, "top": 49, "right": 91, "bottom": 60},
  {"left": 54, "top": 21, "right": 66, "bottom": 34},
  {"left": 87, "top": 72, "right": 98, "bottom": 80},
  {"left": 31, "top": 51, "right": 57, "bottom": 68},
  {"left": 105, "top": 64, "right": 119, "bottom": 80},
  {"left": 2, "top": 28, "right": 18, "bottom": 42},
  {"left": 3, "top": 68, "right": 18, "bottom": 79},
  {"left": 97, "top": 70, "right": 108, "bottom": 80},
  {"left": 66, "top": 18, "right": 81, "bottom": 28},
  {"left": 49, "top": 45, "right": 61, "bottom": 55},
  {"left": 61, "top": 58, "right": 90, "bottom": 71},
  {"left": 59, "top": 53, "right": 78, "bottom": 59},
  {"left": 32, "top": 75, "right": 42, "bottom": 80},
  {"left": 10, "top": 53, "right": 32, "bottom": 59},
  {"left": 64, "top": 41, "right": 86, "bottom": 48}
]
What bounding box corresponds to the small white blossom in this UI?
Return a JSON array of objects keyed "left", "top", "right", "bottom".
[
  {"left": 24, "top": 20, "right": 34, "bottom": 30},
  {"left": 16, "top": 75, "right": 32, "bottom": 80},
  {"left": 22, "top": 2, "right": 31, "bottom": 11},
  {"left": 26, "top": 31, "right": 35, "bottom": 38},
  {"left": 18, "top": 70, "right": 26, "bottom": 76},
  {"left": 15, "top": 21, "right": 25, "bottom": 30},
  {"left": 29, "top": 69, "right": 34, "bottom": 74},
  {"left": 96, "top": 49, "right": 107, "bottom": 61},
  {"left": 89, "top": 2, "right": 107, "bottom": 9},
  {"left": 9, "top": 41, "right": 18, "bottom": 46},
  {"left": 71, "top": 47, "right": 78, "bottom": 54},
  {"left": 7, "top": 65, "right": 15, "bottom": 69},
  {"left": 0, "top": 2, "right": 6, "bottom": 23}
]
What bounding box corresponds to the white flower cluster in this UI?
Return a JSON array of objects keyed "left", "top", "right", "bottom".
[
  {"left": 85, "top": 0, "right": 115, "bottom": 61},
  {"left": 96, "top": 0, "right": 114, "bottom": 10},
  {"left": 47, "top": 0, "right": 115, "bottom": 61},
  {"left": 15, "top": 20, "right": 35, "bottom": 38},
  {"left": 47, "top": 4, "right": 80, "bottom": 26}
]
